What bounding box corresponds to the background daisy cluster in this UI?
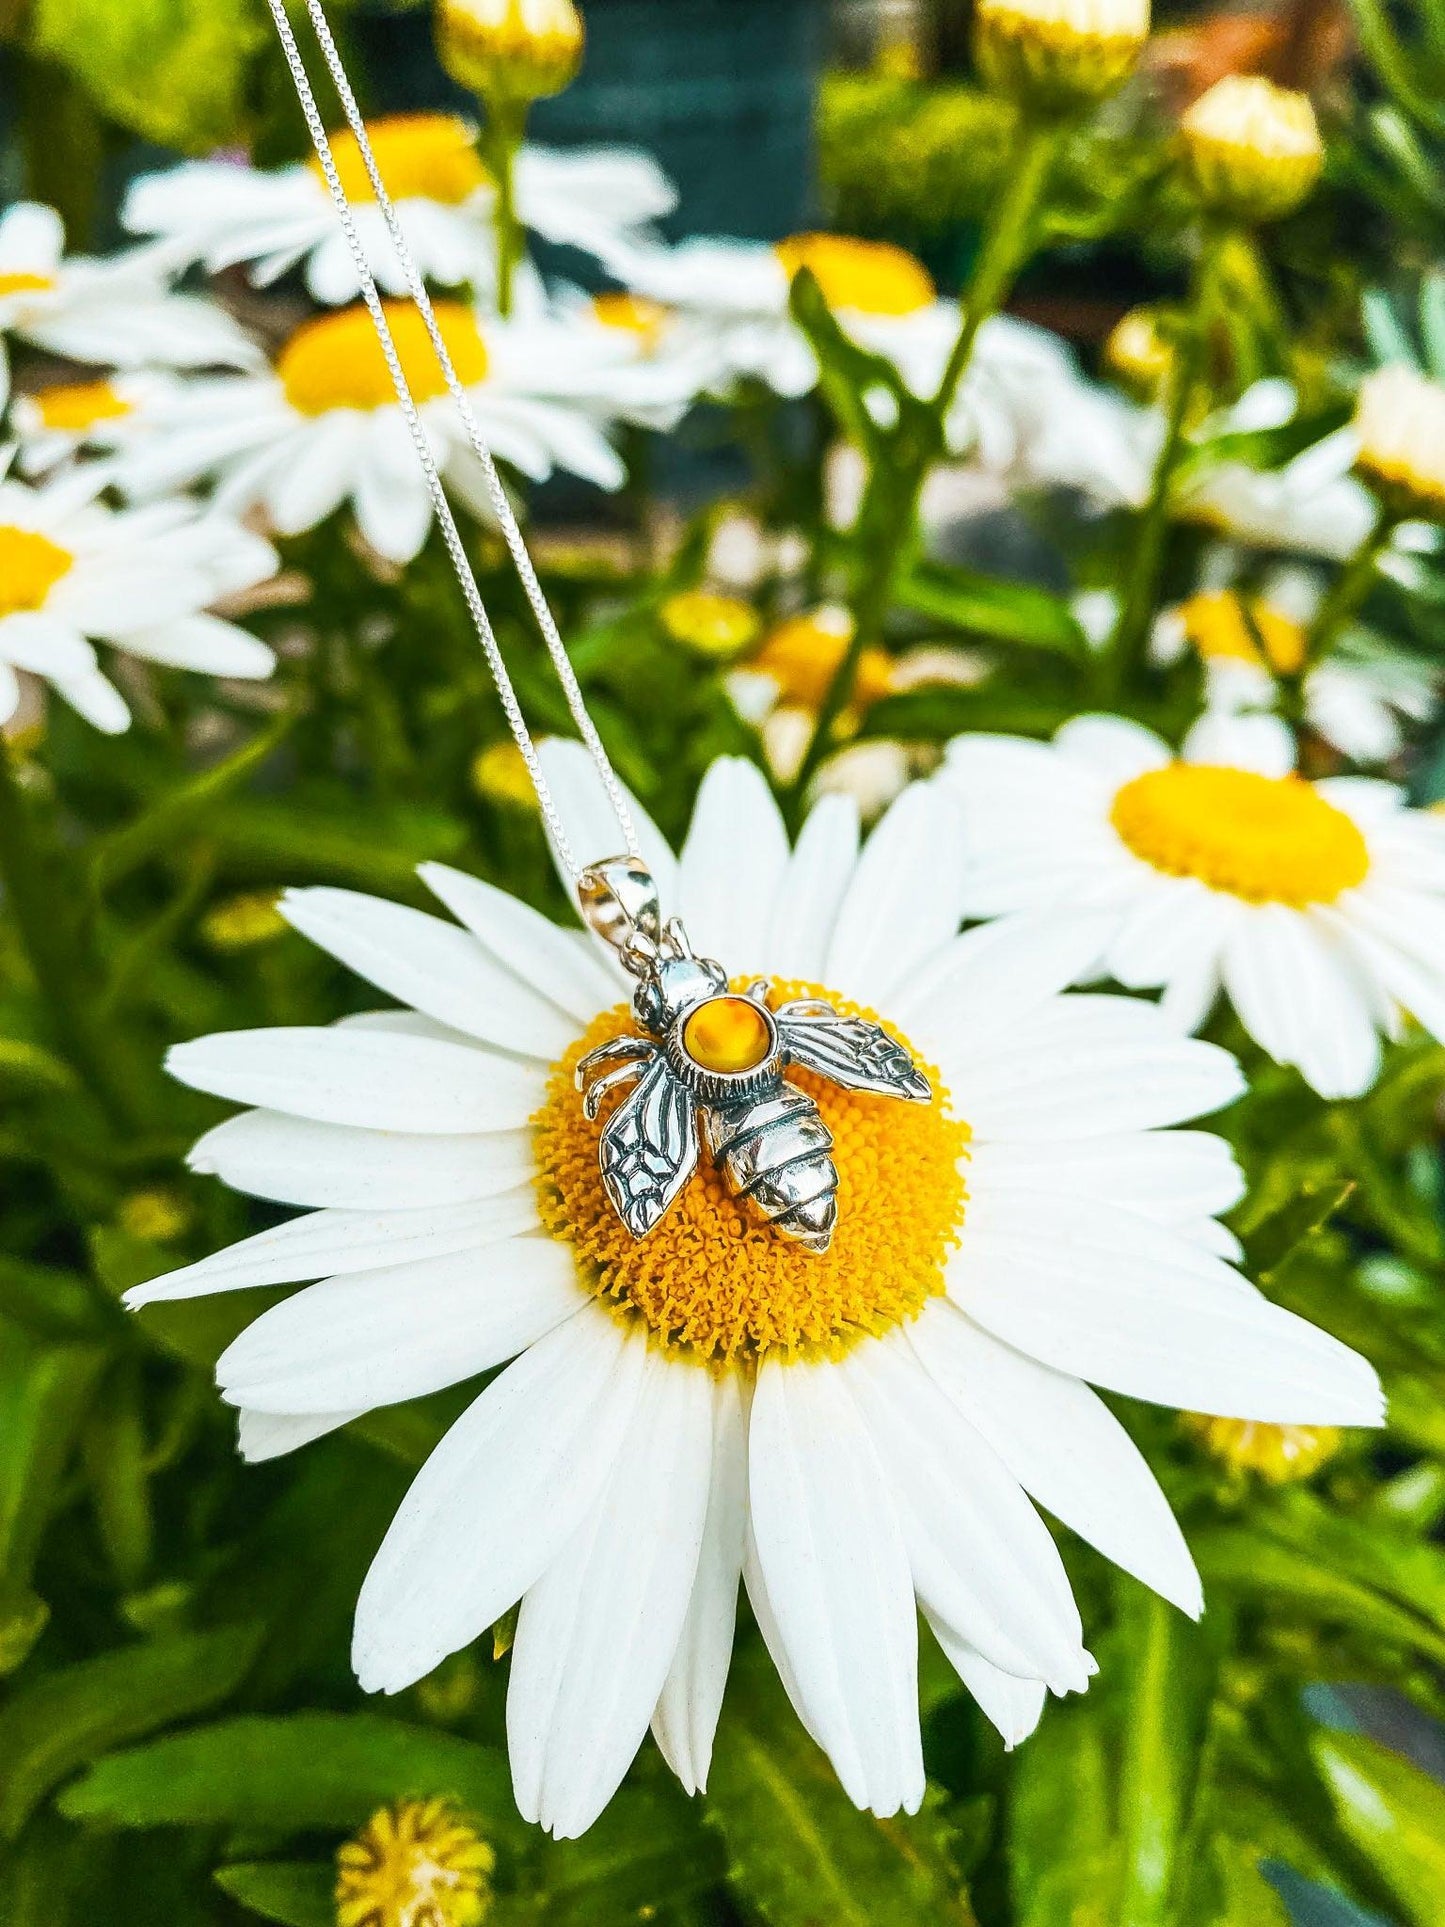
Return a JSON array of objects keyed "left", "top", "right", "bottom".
[{"left": 1, "top": 2, "right": 1445, "bottom": 1925}]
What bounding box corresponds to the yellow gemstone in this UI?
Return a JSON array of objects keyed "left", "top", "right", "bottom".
[{"left": 682, "top": 996, "right": 773, "bottom": 1074}]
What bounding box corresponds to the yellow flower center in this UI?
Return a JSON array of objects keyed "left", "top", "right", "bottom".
[
  {"left": 660, "top": 589, "right": 761, "bottom": 659},
  {"left": 1178, "top": 591, "right": 1306, "bottom": 676},
  {"left": 1181, "top": 1413, "right": 1341, "bottom": 1484},
  {"left": 311, "top": 114, "right": 488, "bottom": 207},
  {"left": 752, "top": 607, "right": 895, "bottom": 713},
  {"left": 0, "top": 271, "right": 54, "bottom": 297},
  {"left": 278, "top": 299, "right": 488, "bottom": 415},
  {"left": 774, "top": 234, "right": 935, "bottom": 317},
  {"left": 336, "top": 1798, "right": 494, "bottom": 1927},
  {"left": 591, "top": 291, "right": 670, "bottom": 351},
  {"left": 32, "top": 379, "right": 133, "bottom": 432},
  {"left": 0, "top": 525, "right": 73, "bottom": 616},
  {"left": 534, "top": 981, "right": 969, "bottom": 1365},
  {"left": 470, "top": 739, "right": 541, "bottom": 809},
  {"left": 1110, "top": 762, "right": 1370, "bottom": 907}
]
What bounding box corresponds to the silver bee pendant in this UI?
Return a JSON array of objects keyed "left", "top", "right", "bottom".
[{"left": 575, "top": 857, "right": 931, "bottom": 1253}]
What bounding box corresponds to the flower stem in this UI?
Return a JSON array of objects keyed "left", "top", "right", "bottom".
[
  {"left": 1107, "top": 224, "right": 1231, "bottom": 693},
  {"left": 0, "top": 735, "right": 142, "bottom": 1131},
  {"left": 489, "top": 100, "right": 526, "bottom": 319},
  {"left": 786, "top": 117, "right": 1065, "bottom": 807},
  {"left": 1295, "top": 503, "right": 1398, "bottom": 680}
]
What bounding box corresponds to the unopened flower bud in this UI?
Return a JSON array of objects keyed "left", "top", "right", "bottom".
[
  {"left": 1181, "top": 1413, "right": 1340, "bottom": 1484},
  {"left": 974, "top": 0, "right": 1150, "bottom": 113},
  {"left": 1352, "top": 364, "right": 1445, "bottom": 522},
  {"left": 1180, "top": 77, "right": 1323, "bottom": 224},
  {"left": 437, "top": 0, "right": 584, "bottom": 108}
]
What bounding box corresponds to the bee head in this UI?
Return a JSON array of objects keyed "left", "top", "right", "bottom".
[{"left": 634, "top": 954, "right": 728, "bottom": 1034}]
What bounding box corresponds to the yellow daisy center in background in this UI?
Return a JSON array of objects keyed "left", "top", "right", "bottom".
[
  {"left": 33, "top": 379, "right": 133, "bottom": 432},
  {"left": 1178, "top": 591, "right": 1306, "bottom": 676},
  {"left": 0, "top": 270, "right": 53, "bottom": 298},
  {"left": 591, "top": 291, "right": 670, "bottom": 351},
  {"left": 1111, "top": 762, "right": 1370, "bottom": 907},
  {"left": 279, "top": 299, "right": 488, "bottom": 415},
  {"left": 534, "top": 981, "right": 969, "bottom": 1364},
  {"left": 336, "top": 1797, "right": 494, "bottom": 1927},
  {"left": 1181, "top": 1413, "right": 1341, "bottom": 1483},
  {"left": 775, "top": 234, "right": 935, "bottom": 317},
  {"left": 659, "top": 589, "right": 761, "bottom": 659},
  {"left": 0, "top": 526, "right": 73, "bottom": 616},
  {"left": 752, "top": 607, "right": 895, "bottom": 713},
  {"left": 312, "top": 113, "right": 488, "bottom": 207}
]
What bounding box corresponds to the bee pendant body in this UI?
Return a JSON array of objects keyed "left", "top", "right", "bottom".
[{"left": 575, "top": 945, "right": 931, "bottom": 1254}]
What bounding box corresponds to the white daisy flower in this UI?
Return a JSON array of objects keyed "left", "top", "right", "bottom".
[
  {"left": 130, "top": 750, "right": 1380, "bottom": 1835},
  {"left": 121, "top": 116, "right": 675, "bottom": 307},
  {"left": 8, "top": 371, "right": 180, "bottom": 478},
  {"left": 946, "top": 710, "right": 1445, "bottom": 1097},
  {"left": 0, "top": 464, "right": 277, "bottom": 733},
  {"left": 1153, "top": 572, "right": 1438, "bottom": 765},
  {"left": 0, "top": 201, "right": 259, "bottom": 408},
  {"left": 109, "top": 292, "right": 676, "bottom": 564}
]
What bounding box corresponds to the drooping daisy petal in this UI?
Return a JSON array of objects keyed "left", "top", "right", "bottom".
[
  {"left": 844, "top": 1333, "right": 1092, "bottom": 1691},
  {"left": 353, "top": 1309, "right": 646, "bottom": 1695},
  {"left": 926, "top": 1616, "right": 1047, "bottom": 1750},
  {"left": 168, "top": 1027, "right": 543, "bottom": 1134},
  {"left": 237, "top": 1407, "right": 361, "bottom": 1464},
  {"left": 418, "top": 862, "right": 621, "bottom": 1019},
  {"left": 911, "top": 1303, "right": 1202, "bottom": 1616},
  {"left": 216, "top": 1239, "right": 583, "bottom": 1414},
  {"left": 748, "top": 1358, "right": 925, "bottom": 1818},
  {"left": 507, "top": 1348, "right": 714, "bottom": 1838},
  {"left": 652, "top": 1371, "right": 749, "bottom": 1796}
]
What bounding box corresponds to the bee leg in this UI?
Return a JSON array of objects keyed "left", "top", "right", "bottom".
[
  {"left": 742, "top": 979, "right": 771, "bottom": 1004},
  {"left": 576, "top": 1041, "right": 653, "bottom": 1120}
]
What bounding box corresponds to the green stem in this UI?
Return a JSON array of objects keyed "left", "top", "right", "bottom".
[
  {"left": 1289, "top": 503, "right": 1398, "bottom": 696},
  {"left": 1117, "top": 1592, "right": 1185, "bottom": 1927},
  {"left": 1107, "top": 225, "right": 1230, "bottom": 692},
  {"left": 0, "top": 737, "right": 141, "bottom": 1131},
  {"left": 787, "top": 117, "right": 1065, "bottom": 805},
  {"left": 490, "top": 100, "right": 527, "bottom": 319}
]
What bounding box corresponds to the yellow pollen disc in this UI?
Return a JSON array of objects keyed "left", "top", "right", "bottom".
[
  {"left": 33, "top": 379, "right": 132, "bottom": 432},
  {"left": 0, "top": 525, "right": 73, "bottom": 616},
  {"left": 591, "top": 291, "right": 669, "bottom": 349},
  {"left": 336, "top": 1797, "right": 494, "bottom": 1927},
  {"left": 0, "top": 270, "right": 53, "bottom": 297},
  {"left": 278, "top": 299, "right": 488, "bottom": 415},
  {"left": 1178, "top": 590, "right": 1305, "bottom": 676},
  {"left": 1181, "top": 1413, "right": 1341, "bottom": 1484},
  {"left": 682, "top": 995, "right": 773, "bottom": 1073},
  {"left": 311, "top": 114, "right": 488, "bottom": 206},
  {"left": 752, "top": 607, "right": 895, "bottom": 712},
  {"left": 1110, "top": 762, "right": 1370, "bottom": 907},
  {"left": 774, "top": 233, "right": 935, "bottom": 317},
  {"left": 535, "top": 981, "right": 969, "bottom": 1365},
  {"left": 659, "top": 589, "right": 760, "bottom": 659}
]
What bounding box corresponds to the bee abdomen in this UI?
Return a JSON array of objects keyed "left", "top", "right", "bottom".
[{"left": 705, "top": 1084, "right": 839, "bottom": 1255}]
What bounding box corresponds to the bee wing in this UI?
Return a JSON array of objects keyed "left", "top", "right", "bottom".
[
  {"left": 777, "top": 1005, "right": 931, "bottom": 1102},
  {"left": 599, "top": 1052, "right": 700, "bottom": 1239}
]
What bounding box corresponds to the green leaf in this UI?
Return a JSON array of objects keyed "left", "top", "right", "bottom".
[
  {"left": 705, "top": 1644, "right": 976, "bottom": 1926},
  {"left": 532, "top": 1786, "right": 725, "bottom": 1927},
  {"left": 0, "top": 1257, "right": 110, "bottom": 1342},
  {"left": 0, "top": 1034, "right": 78, "bottom": 1098},
  {"left": 203, "top": 796, "right": 466, "bottom": 895},
  {"left": 60, "top": 1712, "right": 525, "bottom": 1849},
  {"left": 1238, "top": 1176, "right": 1357, "bottom": 1284},
  {"left": 0, "top": 1575, "right": 49, "bottom": 1680},
  {"left": 1312, "top": 1730, "right": 1445, "bottom": 1926},
  {"left": 788, "top": 266, "right": 916, "bottom": 459},
  {"left": 214, "top": 1863, "right": 336, "bottom": 1927},
  {"left": 0, "top": 1623, "right": 261, "bottom": 1839},
  {"left": 896, "top": 561, "right": 1087, "bottom": 657},
  {"left": 0, "top": 1324, "right": 107, "bottom": 1585},
  {"left": 1009, "top": 1696, "right": 1118, "bottom": 1927},
  {"left": 27, "top": 0, "right": 266, "bottom": 153}
]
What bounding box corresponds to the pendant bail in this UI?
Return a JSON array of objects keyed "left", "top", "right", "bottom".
[{"left": 577, "top": 857, "right": 662, "bottom": 970}]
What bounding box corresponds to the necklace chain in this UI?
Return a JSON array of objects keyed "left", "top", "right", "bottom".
[{"left": 263, "top": 0, "right": 642, "bottom": 880}]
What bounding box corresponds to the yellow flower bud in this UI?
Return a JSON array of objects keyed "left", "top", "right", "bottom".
[
  {"left": 336, "top": 1799, "right": 494, "bottom": 1927},
  {"left": 200, "top": 891, "right": 287, "bottom": 953},
  {"left": 1353, "top": 364, "right": 1445, "bottom": 522},
  {"left": 1176, "top": 590, "right": 1306, "bottom": 675},
  {"left": 1179, "top": 77, "right": 1324, "bottom": 224},
  {"left": 659, "top": 590, "right": 762, "bottom": 661},
  {"left": 1105, "top": 305, "right": 1176, "bottom": 399},
  {"left": 471, "top": 739, "right": 542, "bottom": 810},
  {"left": 437, "top": 0, "right": 584, "bottom": 107},
  {"left": 974, "top": 0, "right": 1150, "bottom": 113},
  {"left": 1181, "top": 1413, "right": 1341, "bottom": 1484},
  {"left": 118, "top": 1188, "right": 193, "bottom": 1245}
]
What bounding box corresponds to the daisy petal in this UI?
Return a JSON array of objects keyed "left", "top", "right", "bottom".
[
  {"left": 419, "top": 862, "right": 620, "bottom": 1020},
  {"left": 536, "top": 738, "right": 678, "bottom": 914},
  {"left": 280, "top": 886, "right": 574, "bottom": 1060},
  {"left": 1221, "top": 906, "right": 1380, "bottom": 1098},
  {"left": 651, "top": 1371, "right": 748, "bottom": 1796},
  {"left": 508, "top": 1349, "right": 713, "bottom": 1838},
  {"left": 167, "top": 1027, "right": 542, "bottom": 1133},
  {"left": 1182, "top": 710, "right": 1296, "bottom": 776},
  {"left": 762, "top": 792, "right": 859, "bottom": 980},
  {"left": 1054, "top": 714, "right": 1171, "bottom": 783},
  {"left": 748, "top": 1358, "right": 925, "bottom": 1817},
  {"left": 826, "top": 783, "right": 968, "bottom": 1007},
  {"left": 678, "top": 758, "right": 790, "bottom": 965},
  {"left": 352, "top": 1309, "right": 646, "bottom": 1695},
  {"left": 237, "top": 1407, "right": 360, "bottom": 1463},
  {"left": 913, "top": 1303, "right": 1202, "bottom": 1617},
  {"left": 216, "top": 1238, "right": 583, "bottom": 1414},
  {"left": 926, "top": 1617, "right": 1046, "bottom": 1750}
]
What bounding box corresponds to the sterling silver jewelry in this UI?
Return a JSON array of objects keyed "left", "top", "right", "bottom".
[{"left": 266, "top": 6, "right": 932, "bottom": 1250}]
